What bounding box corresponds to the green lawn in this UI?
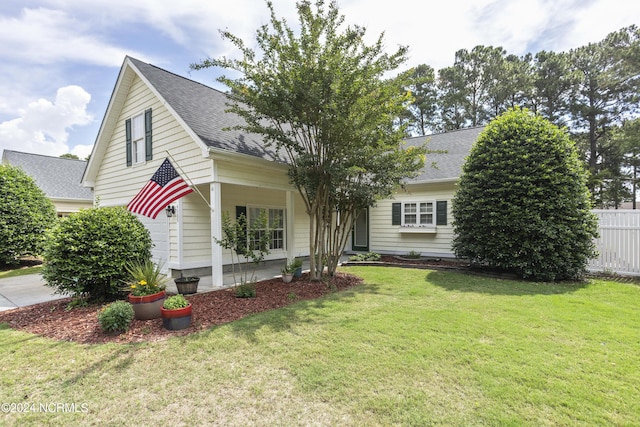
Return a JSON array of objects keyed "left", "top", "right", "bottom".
[{"left": 1, "top": 267, "right": 638, "bottom": 426}]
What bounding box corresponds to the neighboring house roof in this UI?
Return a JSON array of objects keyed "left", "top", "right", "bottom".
[
  {"left": 1, "top": 150, "right": 93, "bottom": 201},
  {"left": 405, "top": 126, "right": 485, "bottom": 183}
]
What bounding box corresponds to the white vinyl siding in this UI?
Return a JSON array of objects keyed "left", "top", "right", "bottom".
[{"left": 368, "top": 183, "right": 456, "bottom": 257}]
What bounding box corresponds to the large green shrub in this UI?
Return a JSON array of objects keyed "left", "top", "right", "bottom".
[
  {"left": 0, "top": 164, "right": 57, "bottom": 266},
  {"left": 452, "top": 108, "right": 599, "bottom": 281},
  {"left": 42, "top": 207, "right": 152, "bottom": 300}
]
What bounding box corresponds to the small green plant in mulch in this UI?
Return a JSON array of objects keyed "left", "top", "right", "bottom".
[
  {"left": 349, "top": 252, "right": 381, "bottom": 262},
  {"left": 405, "top": 250, "right": 421, "bottom": 259},
  {"left": 235, "top": 282, "right": 257, "bottom": 298},
  {"left": 163, "top": 294, "right": 190, "bottom": 310},
  {"left": 287, "top": 292, "right": 298, "bottom": 301},
  {"left": 97, "top": 300, "right": 134, "bottom": 334}
]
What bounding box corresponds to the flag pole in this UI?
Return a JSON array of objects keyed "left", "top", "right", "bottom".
[{"left": 164, "top": 150, "right": 213, "bottom": 211}]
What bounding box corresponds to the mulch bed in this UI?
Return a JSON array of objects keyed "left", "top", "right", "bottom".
[{"left": 0, "top": 273, "right": 362, "bottom": 345}]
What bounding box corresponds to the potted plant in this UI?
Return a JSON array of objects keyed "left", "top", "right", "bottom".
[
  {"left": 290, "top": 258, "right": 303, "bottom": 277},
  {"left": 174, "top": 275, "right": 200, "bottom": 294},
  {"left": 281, "top": 264, "right": 294, "bottom": 283},
  {"left": 125, "top": 260, "right": 168, "bottom": 320},
  {"left": 160, "top": 294, "right": 192, "bottom": 330}
]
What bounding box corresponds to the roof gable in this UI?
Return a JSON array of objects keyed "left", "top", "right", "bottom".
[{"left": 2, "top": 150, "right": 93, "bottom": 200}]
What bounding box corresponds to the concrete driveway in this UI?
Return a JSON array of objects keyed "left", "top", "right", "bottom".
[{"left": 0, "top": 274, "right": 66, "bottom": 311}]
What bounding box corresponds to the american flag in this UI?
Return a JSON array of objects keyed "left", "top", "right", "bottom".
[{"left": 127, "top": 158, "right": 193, "bottom": 219}]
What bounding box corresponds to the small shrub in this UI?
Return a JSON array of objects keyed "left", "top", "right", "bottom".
[
  {"left": 97, "top": 301, "right": 134, "bottom": 333},
  {"left": 163, "top": 294, "right": 189, "bottom": 310},
  {"left": 349, "top": 252, "right": 381, "bottom": 262},
  {"left": 235, "top": 282, "right": 257, "bottom": 298},
  {"left": 405, "top": 250, "right": 421, "bottom": 259},
  {"left": 287, "top": 292, "right": 298, "bottom": 301}
]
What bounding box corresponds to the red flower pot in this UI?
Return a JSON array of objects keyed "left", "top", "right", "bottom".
[
  {"left": 160, "top": 303, "right": 192, "bottom": 330},
  {"left": 128, "top": 290, "right": 166, "bottom": 320}
]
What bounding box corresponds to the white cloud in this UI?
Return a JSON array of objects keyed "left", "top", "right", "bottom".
[
  {"left": 0, "top": 85, "right": 93, "bottom": 157},
  {"left": 0, "top": 8, "right": 146, "bottom": 66}
]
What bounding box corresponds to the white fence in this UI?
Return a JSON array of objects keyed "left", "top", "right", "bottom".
[{"left": 589, "top": 210, "right": 640, "bottom": 276}]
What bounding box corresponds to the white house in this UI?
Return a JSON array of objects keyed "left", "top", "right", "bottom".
[{"left": 82, "top": 57, "right": 482, "bottom": 285}]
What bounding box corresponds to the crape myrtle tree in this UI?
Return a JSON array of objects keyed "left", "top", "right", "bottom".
[
  {"left": 192, "top": 0, "right": 425, "bottom": 279},
  {"left": 452, "top": 108, "right": 599, "bottom": 281},
  {"left": 0, "top": 164, "right": 57, "bottom": 266}
]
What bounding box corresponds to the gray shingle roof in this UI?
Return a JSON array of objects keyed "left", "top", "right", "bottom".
[
  {"left": 129, "top": 57, "right": 284, "bottom": 162},
  {"left": 1, "top": 150, "right": 93, "bottom": 200},
  {"left": 405, "top": 126, "right": 484, "bottom": 182},
  {"left": 128, "top": 57, "right": 482, "bottom": 179}
]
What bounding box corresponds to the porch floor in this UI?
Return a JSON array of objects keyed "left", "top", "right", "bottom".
[{"left": 165, "top": 256, "right": 350, "bottom": 294}]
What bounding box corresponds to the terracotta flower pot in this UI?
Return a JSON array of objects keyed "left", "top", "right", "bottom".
[
  {"left": 160, "top": 303, "right": 193, "bottom": 330},
  {"left": 128, "top": 290, "right": 166, "bottom": 320}
]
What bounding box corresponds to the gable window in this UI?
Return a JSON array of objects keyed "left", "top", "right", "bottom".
[
  {"left": 131, "top": 113, "right": 145, "bottom": 164},
  {"left": 248, "top": 207, "right": 286, "bottom": 250},
  {"left": 126, "top": 108, "right": 153, "bottom": 166}
]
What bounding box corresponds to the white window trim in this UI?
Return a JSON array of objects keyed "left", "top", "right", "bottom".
[
  {"left": 131, "top": 112, "right": 146, "bottom": 166},
  {"left": 247, "top": 205, "right": 287, "bottom": 252},
  {"left": 401, "top": 200, "right": 435, "bottom": 228}
]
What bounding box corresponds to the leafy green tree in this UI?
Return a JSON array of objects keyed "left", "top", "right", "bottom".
[
  {"left": 397, "top": 64, "right": 438, "bottom": 135},
  {"left": 59, "top": 153, "right": 79, "bottom": 160},
  {"left": 452, "top": 108, "right": 598, "bottom": 281},
  {"left": 530, "top": 50, "right": 575, "bottom": 127},
  {"left": 437, "top": 65, "right": 467, "bottom": 130},
  {"left": 0, "top": 164, "right": 57, "bottom": 266},
  {"left": 569, "top": 26, "right": 640, "bottom": 201},
  {"left": 192, "top": 0, "right": 424, "bottom": 278},
  {"left": 42, "top": 207, "right": 152, "bottom": 301}
]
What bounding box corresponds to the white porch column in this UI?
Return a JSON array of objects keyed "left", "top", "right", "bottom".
[
  {"left": 286, "top": 190, "right": 295, "bottom": 261},
  {"left": 210, "top": 162, "right": 223, "bottom": 286}
]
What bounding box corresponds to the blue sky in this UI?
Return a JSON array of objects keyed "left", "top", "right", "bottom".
[{"left": 1, "top": 0, "right": 639, "bottom": 160}]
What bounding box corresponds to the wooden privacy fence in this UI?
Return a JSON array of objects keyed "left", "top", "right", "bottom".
[{"left": 589, "top": 210, "right": 640, "bottom": 276}]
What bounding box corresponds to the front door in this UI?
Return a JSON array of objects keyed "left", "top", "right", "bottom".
[{"left": 352, "top": 208, "right": 369, "bottom": 252}]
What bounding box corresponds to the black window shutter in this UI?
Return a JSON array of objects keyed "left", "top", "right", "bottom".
[
  {"left": 235, "top": 206, "right": 248, "bottom": 250},
  {"left": 392, "top": 203, "right": 401, "bottom": 225},
  {"left": 125, "top": 118, "right": 132, "bottom": 166},
  {"left": 436, "top": 201, "right": 447, "bottom": 225},
  {"left": 144, "top": 108, "right": 153, "bottom": 161}
]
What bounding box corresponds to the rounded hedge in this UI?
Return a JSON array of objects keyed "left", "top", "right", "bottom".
[
  {"left": 452, "top": 108, "right": 599, "bottom": 281},
  {"left": 42, "top": 207, "right": 152, "bottom": 300},
  {"left": 0, "top": 164, "right": 57, "bottom": 266}
]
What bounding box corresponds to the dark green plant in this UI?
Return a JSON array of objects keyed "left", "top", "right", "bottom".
[
  {"left": 349, "top": 252, "right": 381, "bottom": 262},
  {"left": 0, "top": 164, "right": 57, "bottom": 266},
  {"left": 163, "top": 294, "right": 189, "bottom": 310},
  {"left": 234, "top": 282, "right": 257, "bottom": 298},
  {"left": 97, "top": 300, "right": 135, "bottom": 333},
  {"left": 452, "top": 108, "right": 599, "bottom": 281},
  {"left": 42, "top": 207, "right": 152, "bottom": 301}
]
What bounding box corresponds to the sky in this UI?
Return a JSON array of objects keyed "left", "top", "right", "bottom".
[{"left": 1, "top": 0, "right": 639, "bottom": 160}]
